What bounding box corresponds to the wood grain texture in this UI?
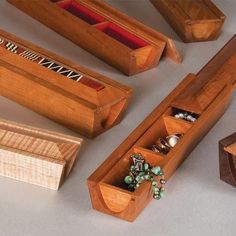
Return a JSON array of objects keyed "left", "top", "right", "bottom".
[
  {"left": 150, "top": 0, "right": 226, "bottom": 42},
  {"left": 88, "top": 35, "right": 236, "bottom": 222},
  {"left": 7, "top": 0, "right": 182, "bottom": 75},
  {"left": 0, "top": 29, "right": 132, "bottom": 138},
  {"left": 219, "top": 132, "right": 236, "bottom": 188},
  {"left": 0, "top": 119, "right": 82, "bottom": 190}
]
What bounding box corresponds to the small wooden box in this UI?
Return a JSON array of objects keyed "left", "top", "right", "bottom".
[
  {"left": 219, "top": 133, "right": 236, "bottom": 187},
  {"left": 88, "top": 36, "right": 236, "bottom": 222},
  {"left": 0, "top": 29, "right": 132, "bottom": 138},
  {"left": 7, "top": 0, "right": 182, "bottom": 75},
  {"left": 0, "top": 119, "right": 82, "bottom": 190},
  {"left": 150, "top": 0, "right": 226, "bottom": 42}
]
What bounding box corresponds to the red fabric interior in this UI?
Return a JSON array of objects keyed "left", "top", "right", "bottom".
[
  {"left": 57, "top": 0, "right": 105, "bottom": 25},
  {"left": 96, "top": 22, "right": 149, "bottom": 50}
]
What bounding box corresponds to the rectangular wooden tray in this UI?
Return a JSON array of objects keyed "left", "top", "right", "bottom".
[
  {"left": 88, "top": 35, "right": 236, "bottom": 221},
  {"left": 0, "top": 29, "right": 132, "bottom": 138},
  {"left": 0, "top": 119, "right": 82, "bottom": 190},
  {"left": 7, "top": 0, "right": 182, "bottom": 75},
  {"left": 219, "top": 132, "right": 236, "bottom": 187},
  {"left": 150, "top": 0, "right": 226, "bottom": 42}
]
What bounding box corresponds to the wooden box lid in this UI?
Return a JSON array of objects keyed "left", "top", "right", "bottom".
[
  {"left": 0, "top": 29, "right": 132, "bottom": 138},
  {"left": 150, "top": 0, "right": 226, "bottom": 42},
  {"left": 7, "top": 0, "right": 182, "bottom": 75},
  {"left": 0, "top": 119, "right": 82, "bottom": 190}
]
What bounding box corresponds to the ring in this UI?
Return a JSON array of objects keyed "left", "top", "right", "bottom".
[
  {"left": 151, "top": 145, "right": 161, "bottom": 153},
  {"left": 166, "top": 134, "right": 182, "bottom": 147},
  {"left": 155, "top": 137, "right": 171, "bottom": 154}
]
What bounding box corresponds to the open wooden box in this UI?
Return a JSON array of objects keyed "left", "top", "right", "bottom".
[
  {"left": 0, "top": 29, "right": 132, "bottom": 138},
  {"left": 0, "top": 119, "right": 82, "bottom": 190},
  {"left": 7, "top": 0, "right": 182, "bottom": 75},
  {"left": 88, "top": 35, "right": 236, "bottom": 222},
  {"left": 150, "top": 0, "right": 226, "bottom": 42},
  {"left": 219, "top": 133, "right": 236, "bottom": 187}
]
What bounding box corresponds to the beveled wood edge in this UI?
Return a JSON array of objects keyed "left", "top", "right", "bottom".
[
  {"left": 0, "top": 144, "right": 67, "bottom": 166},
  {"left": 203, "top": 0, "right": 226, "bottom": 20},
  {"left": 197, "top": 35, "right": 236, "bottom": 81},
  {"left": 151, "top": 0, "right": 226, "bottom": 24},
  {"left": 0, "top": 118, "right": 83, "bottom": 145},
  {"left": 219, "top": 132, "right": 236, "bottom": 148}
]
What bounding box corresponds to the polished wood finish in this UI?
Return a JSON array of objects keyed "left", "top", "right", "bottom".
[
  {"left": 88, "top": 36, "right": 236, "bottom": 222},
  {"left": 0, "top": 119, "right": 82, "bottom": 190},
  {"left": 7, "top": 0, "right": 181, "bottom": 75},
  {"left": 150, "top": 0, "right": 226, "bottom": 42},
  {"left": 219, "top": 132, "right": 236, "bottom": 188},
  {"left": 0, "top": 29, "right": 132, "bottom": 138}
]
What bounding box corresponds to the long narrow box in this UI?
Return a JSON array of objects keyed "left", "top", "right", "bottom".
[
  {"left": 7, "top": 0, "right": 181, "bottom": 75},
  {"left": 0, "top": 119, "right": 82, "bottom": 190},
  {"left": 150, "top": 0, "right": 226, "bottom": 42},
  {"left": 219, "top": 133, "right": 236, "bottom": 187},
  {"left": 88, "top": 36, "right": 236, "bottom": 221},
  {"left": 0, "top": 29, "right": 132, "bottom": 138}
]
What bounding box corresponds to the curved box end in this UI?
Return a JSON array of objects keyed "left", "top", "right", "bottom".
[{"left": 99, "top": 183, "right": 132, "bottom": 213}]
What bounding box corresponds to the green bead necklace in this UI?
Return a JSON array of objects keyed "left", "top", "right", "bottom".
[{"left": 124, "top": 153, "right": 166, "bottom": 200}]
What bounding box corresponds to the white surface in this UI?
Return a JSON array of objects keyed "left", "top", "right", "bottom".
[{"left": 0, "top": 0, "right": 235, "bottom": 236}]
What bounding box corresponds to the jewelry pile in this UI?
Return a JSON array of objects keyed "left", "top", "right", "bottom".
[
  {"left": 151, "top": 133, "right": 183, "bottom": 154},
  {"left": 174, "top": 111, "right": 197, "bottom": 122},
  {"left": 124, "top": 153, "right": 165, "bottom": 200}
]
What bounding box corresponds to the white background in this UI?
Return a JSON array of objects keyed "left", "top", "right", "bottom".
[{"left": 0, "top": 0, "right": 235, "bottom": 235}]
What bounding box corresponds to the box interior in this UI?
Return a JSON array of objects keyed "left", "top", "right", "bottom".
[{"left": 55, "top": 0, "right": 150, "bottom": 50}]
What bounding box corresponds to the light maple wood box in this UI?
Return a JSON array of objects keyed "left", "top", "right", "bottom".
[
  {"left": 7, "top": 0, "right": 181, "bottom": 75},
  {"left": 88, "top": 35, "right": 236, "bottom": 222},
  {"left": 0, "top": 119, "right": 82, "bottom": 190},
  {"left": 150, "top": 0, "right": 226, "bottom": 42},
  {"left": 0, "top": 29, "right": 132, "bottom": 138},
  {"left": 219, "top": 133, "right": 236, "bottom": 188}
]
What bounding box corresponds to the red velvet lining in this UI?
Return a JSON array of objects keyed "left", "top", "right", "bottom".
[
  {"left": 57, "top": 0, "right": 105, "bottom": 25},
  {"left": 95, "top": 22, "right": 149, "bottom": 50}
]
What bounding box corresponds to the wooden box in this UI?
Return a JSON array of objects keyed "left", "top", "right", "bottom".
[
  {"left": 7, "top": 0, "right": 182, "bottom": 75},
  {"left": 88, "top": 36, "right": 236, "bottom": 221},
  {"left": 0, "top": 119, "right": 82, "bottom": 190},
  {"left": 150, "top": 0, "right": 226, "bottom": 42},
  {"left": 219, "top": 133, "right": 236, "bottom": 187},
  {"left": 0, "top": 29, "right": 132, "bottom": 138}
]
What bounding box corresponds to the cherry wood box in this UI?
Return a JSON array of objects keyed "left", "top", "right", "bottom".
[
  {"left": 7, "top": 0, "right": 182, "bottom": 76},
  {"left": 88, "top": 36, "right": 236, "bottom": 222},
  {"left": 219, "top": 133, "right": 236, "bottom": 187},
  {"left": 0, "top": 29, "right": 132, "bottom": 138},
  {"left": 0, "top": 119, "right": 82, "bottom": 190},
  {"left": 150, "top": 0, "right": 226, "bottom": 42}
]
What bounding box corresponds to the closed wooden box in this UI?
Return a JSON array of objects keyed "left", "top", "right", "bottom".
[
  {"left": 0, "top": 29, "right": 132, "bottom": 138},
  {"left": 88, "top": 36, "right": 236, "bottom": 222},
  {"left": 7, "top": 0, "right": 181, "bottom": 75},
  {"left": 150, "top": 0, "right": 226, "bottom": 42},
  {"left": 0, "top": 119, "right": 82, "bottom": 190},
  {"left": 219, "top": 133, "right": 236, "bottom": 187}
]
